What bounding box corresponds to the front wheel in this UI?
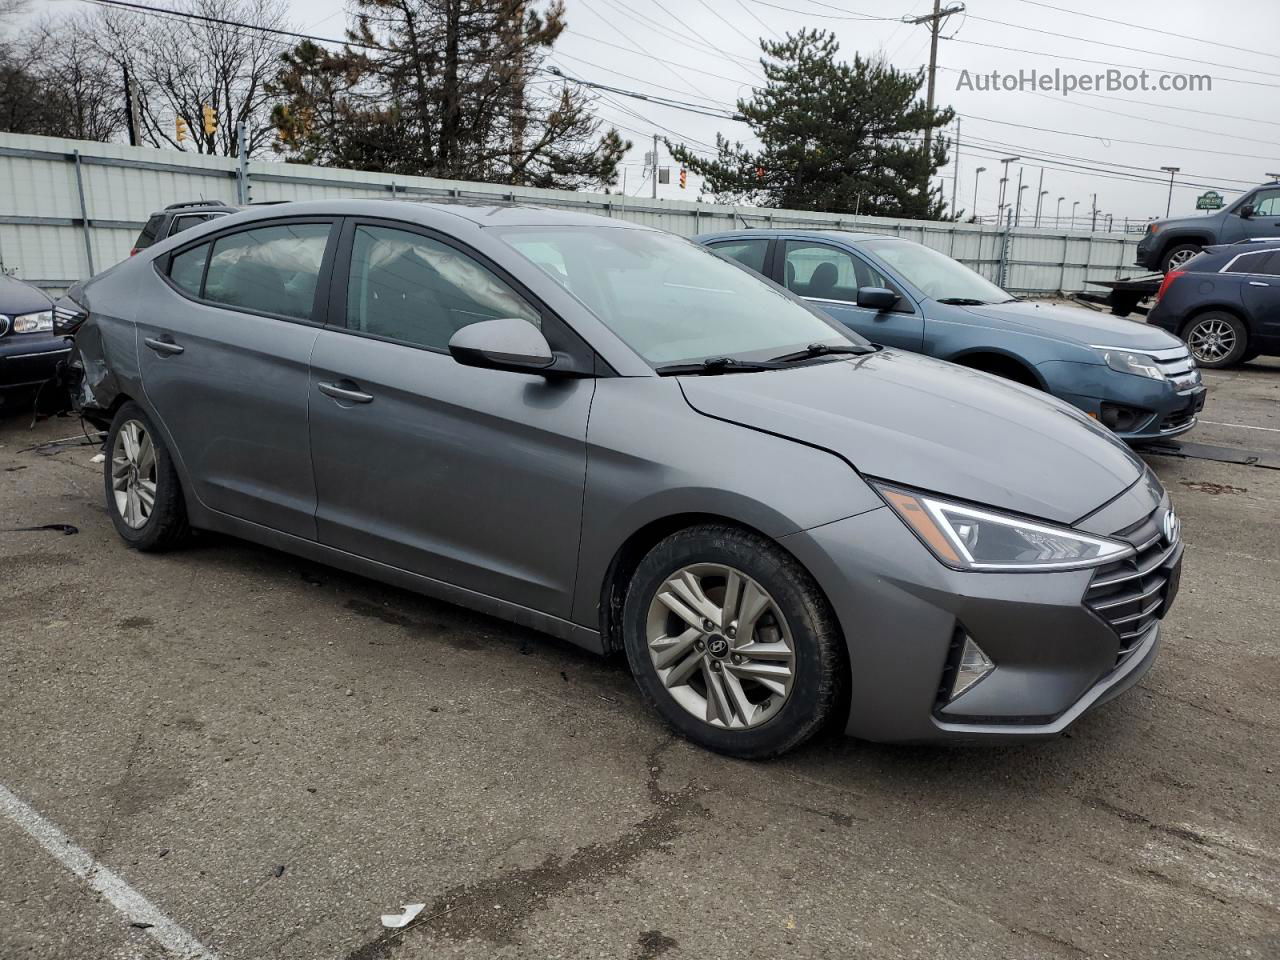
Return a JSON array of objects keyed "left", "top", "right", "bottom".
[
  {"left": 621, "top": 525, "right": 846, "bottom": 759},
  {"left": 104, "top": 401, "right": 190, "bottom": 551},
  {"left": 1162, "top": 243, "right": 1202, "bottom": 274},
  {"left": 1183, "top": 312, "right": 1248, "bottom": 368}
]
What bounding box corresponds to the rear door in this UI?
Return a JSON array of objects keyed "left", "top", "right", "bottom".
[
  {"left": 137, "top": 217, "right": 338, "bottom": 538},
  {"left": 1238, "top": 250, "right": 1280, "bottom": 346},
  {"left": 704, "top": 237, "right": 773, "bottom": 278},
  {"left": 780, "top": 239, "right": 923, "bottom": 350},
  {"left": 307, "top": 218, "right": 595, "bottom": 617}
]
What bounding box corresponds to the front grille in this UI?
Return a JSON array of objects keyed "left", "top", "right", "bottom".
[
  {"left": 1143, "top": 344, "right": 1201, "bottom": 393},
  {"left": 1084, "top": 512, "right": 1182, "bottom": 667}
]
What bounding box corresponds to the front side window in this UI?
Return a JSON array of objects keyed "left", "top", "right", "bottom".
[
  {"left": 346, "top": 225, "right": 539, "bottom": 350},
  {"left": 495, "top": 226, "right": 854, "bottom": 367},
  {"left": 709, "top": 238, "right": 770, "bottom": 276},
  {"left": 860, "top": 238, "right": 1013, "bottom": 304},
  {"left": 202, "top": 223, "right": 330, "bottom": 320},
  {"left": 783, "top": 241, "right": 898, "bottom": 304},
  {"left": 1249, "top": 189, "right": 1280, "bottom": 217}
]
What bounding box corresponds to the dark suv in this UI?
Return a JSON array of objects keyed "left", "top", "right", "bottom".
[
  {"left": 1136, "top": 183, "right": 1280, "bottom": 274},
  {"left": 131, "top": 201, "right": 237, "bottom": 256},
  {"left": 1147, "top": 239, "right": 1280, "bottom": 367}
]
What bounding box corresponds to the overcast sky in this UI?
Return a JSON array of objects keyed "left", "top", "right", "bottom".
[{"left": 66, "top": 0, "right": 1280, "bottom": 226}]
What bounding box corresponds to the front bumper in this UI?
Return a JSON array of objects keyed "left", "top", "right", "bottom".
[
  {"left": 1135, "top": 233, "right": 1158, "bottom": 269},
  {"left": 0, "top": 332, "right": 72, "bottom": 390},
  {"left": 782, "top": 492, "right": 1177, "bottom": 743},
  {"left": 1037, "top": 359, "right": 1206, "bottom": 442}
]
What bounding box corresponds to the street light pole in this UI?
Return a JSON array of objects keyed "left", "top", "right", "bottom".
[
  {"left": 1071, "top": 201, "right": 1079, "bottom": 231},
  {"left": 973, "top": 166, "right": 986, "bottom": 221},
  {"left": 1056, "top": 196, "right": 1065, "bottom": 229},
  {"left": 1161, "top": 165, "right": 1180, "bottom": 217},
  {"left": 1035, "top": 189, "right": 1048, "bottom": 227},
  {"left": 996, "top": 156, "right": 1019, "bottom": 222}
]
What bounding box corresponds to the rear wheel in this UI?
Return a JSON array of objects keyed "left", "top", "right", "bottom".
[
  {"left": 1182, "top": 312, "right": 1248, "bottom": 368},
  {"left": 1161, "top": 243, "right": 1202, "bottom": 274},
  {"left": 621, "top": 525, "right": 845, "bottom": 759},
  {"left": 104, "top": 402, "right": 190, "bottom": 551}
]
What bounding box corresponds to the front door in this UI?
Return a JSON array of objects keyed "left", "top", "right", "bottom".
[
  {"left": 136, "top": 219, "right": 336, "bottom": 538},
  {"left": 308, "top": 220, "right": 595, "bottom": 618},
  {"left": 1239, "top": 250, "right": 1280, "bottom": 347},
  {"left": 780, "top": 239, "right": 924, "bottom": 350},
  {"left": 1221, "top": 188, "right": 1280, "bottom": 243}
]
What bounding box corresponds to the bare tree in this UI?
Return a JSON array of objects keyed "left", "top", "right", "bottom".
[{"left": 92, "top": 0, "right": 292, "bottom": 156}]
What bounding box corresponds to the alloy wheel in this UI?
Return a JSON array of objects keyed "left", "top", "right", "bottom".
[
  {"left": 111, "top": 419, "right": 157, "bottom": 529},
  {"left": 1186, "top": 318, "right": 1237, "bottom": 364},
  {"left": 645, "top": 563, "right": 796, "bottom": 729},
  {"left": 1166, "top": 248, "right": 1198, "bottom": 270}
]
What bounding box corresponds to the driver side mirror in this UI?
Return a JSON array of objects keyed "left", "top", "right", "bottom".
[
  {"left": 1239, "top": 204, "right": 1256, "bottom": 219},
  {"left": 448, "top": 317, "right": 555, "bottom": 374},
  {"left": 856, "top": 286, "right": 900, "bottom": 311}
]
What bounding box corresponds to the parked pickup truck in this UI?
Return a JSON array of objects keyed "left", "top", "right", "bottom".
[{"left": 1137, "top": 182, "right": 1280, "bottom": 274}]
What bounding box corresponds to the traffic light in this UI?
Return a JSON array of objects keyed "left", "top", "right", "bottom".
[
  {"left": 175, "top": 116, "right": 188, "bottom": 143},
  {"left": 202, "top": 104, "right": 217, "bottom": 136},
  {"left": 679, "top": 167, "right": 687, "bottom": 190}
]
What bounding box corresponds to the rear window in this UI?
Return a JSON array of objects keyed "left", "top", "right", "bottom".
[
  {"left": 202, "top": 223, "right": 331, "bottom": 320},
  {"left": 169, "top": 243, "right": 209, "bottom": 295},
  {"left": 134, "top": 214, "right": 165, "bottom": 251}
]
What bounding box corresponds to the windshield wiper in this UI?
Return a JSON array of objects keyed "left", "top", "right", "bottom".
[
  {"left": 935, "top": 297, "right": 991, "bottom": 306},
  {"left": 769, "top": 342, "right": 878, "bottom": 363},
  {"left": 654, "top": 357, "right": 785, "bottom": 376}
]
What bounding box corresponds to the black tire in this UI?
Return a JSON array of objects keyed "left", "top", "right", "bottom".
[
  {"left": 1161, "top": 242, "right": 1202, "bottom": 274},
  {"left": 1181, "top": 311, "right": 1249, "bottom": 369},
  {"left": 104, "top": 401, "right": 190, "bottom": 551},
  {"left": 621, "top": 524, "right": 846, "bottom": 759}
]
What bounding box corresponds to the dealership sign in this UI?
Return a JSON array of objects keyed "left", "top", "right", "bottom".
[{"left": 1196, "top": 191, "right": 1225, "bottom": 210}]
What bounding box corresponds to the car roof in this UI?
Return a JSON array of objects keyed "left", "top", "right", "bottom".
[
  {"left": 695, "top": 228, "right": 904, "bottom": 245},
  {"left": 195, "top": 198, "right": 654, "bottom": 231},
  {"left": 1203, "top": 238, "right": 1280, "bottom": 258}
]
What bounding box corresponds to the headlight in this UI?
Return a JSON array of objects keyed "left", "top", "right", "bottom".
[
  {"left": 1101, "top": 349, "right": 1165, "bottom": 381},
  {"left": 11, "top": 310, "right": 53, "bottom": 333},
  {"left": 874, "top": 484, "right": 1134, "bottom": 572}
]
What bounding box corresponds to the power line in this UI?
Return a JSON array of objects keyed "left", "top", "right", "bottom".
[
  {"left": 1009, "top": 0, "right": 1280, "bottom": 64},
  {"left": 80, "top": 0, "right": 382, "bottom": 49},
  {"left": 543, "top": 67, "right": 744, "bottom": 120},
  {"left": 733, "top": 0, "right": 784, "bottom": 41},
  {"left": 551, "top": 51, "right": 737, "bottom": 107},
  {"left": 574, "top": 0, "right": 708, "bottom": 101},
  {"left": 692, "top": 0, "right": 760, "bottom": 49},
  {"left": 564, "top": 29, "right": 760, "bottom": 86},
  {"left": 959, "top": 111, "right": 1280, "bottom": 163},
  {"left": 744, "top": 0, "right": 897, "bottom": 20}
]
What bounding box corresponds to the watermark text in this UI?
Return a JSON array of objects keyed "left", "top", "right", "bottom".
[{"left": 956, "top": 68, "right": 1212, "bottom": 97}]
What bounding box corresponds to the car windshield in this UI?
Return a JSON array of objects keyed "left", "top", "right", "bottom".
[
  {"left": 494, "top": 226, "right": 859, "bottom": 366},
  {"left": 861, "top": 238, "right": 1013, "bottom": 304}
]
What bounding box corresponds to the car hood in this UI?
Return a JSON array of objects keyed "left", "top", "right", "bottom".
[
  {"left": 0, "top": 273, "right": 53, "bottom": 317},
  {"left": 952, "top": 300, "right": 1183, "bottom": 351},
  {"left": 678, "top": 350, "right": 1144, "bottom": 524}
]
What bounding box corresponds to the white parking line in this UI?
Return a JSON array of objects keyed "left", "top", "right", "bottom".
[
  {"left": 1199, "top": 419, "right": 1280, "bottom": 433},
  {"left": 0, "top": 783, "right": 219, "bottom": 959}
]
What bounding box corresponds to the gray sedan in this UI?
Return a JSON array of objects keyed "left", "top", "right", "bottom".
[
  {"left": 64, "top": 201, "right": 1182, "bottom": 758},
  {"left": 697, "top": 230, "right": 1206, "bottom": 441}
]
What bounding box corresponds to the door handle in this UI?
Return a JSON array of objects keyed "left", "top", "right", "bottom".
[
  {"left": 144, "top": 336, "right": 184, "bottom": 356},
  {"left": 1249, "top": 281, "right": 1271, "bottom": 287},
  {"left": 318, "top": 380, "right": 374, "bottom": 404}
]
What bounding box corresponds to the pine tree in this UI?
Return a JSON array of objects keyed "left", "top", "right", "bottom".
[
  {"left": 670, "top": 29, "right": 954, "bottom": 219},
  {"left": 269, "top": 0, "right": 628, "bottom": 189}
]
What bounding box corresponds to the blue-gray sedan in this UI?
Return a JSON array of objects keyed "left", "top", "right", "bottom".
[
  {"left": 697, "top": 230, "right": 1206, "bottom": 441},
  {"left": 62, "top": 202, "right": 1181, "bottom": 757}
]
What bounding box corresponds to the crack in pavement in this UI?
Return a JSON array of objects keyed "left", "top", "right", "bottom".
[{"left": 342, "top": 738, "right": 708, "bottom": 958}]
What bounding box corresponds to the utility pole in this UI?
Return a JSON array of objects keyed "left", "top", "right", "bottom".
[
  {"left": 909, "top": 1, "right": 965, "bottom": 191},
  {"left": 1014, "top": 166, "right": 1024, "bottom": 226},
  {"left": 973, "top": 166, "right": 986, "bottom": 222},
  {"left": 1090, "top": 193, "right": 1098, "bottom": 232},
  {"left": 1160, "top": 165, "right": 1180, "bottom": 217},
  {"left": 951, "top": 118, "right": 961, "bottom": 216},
  {"left": 122, "top": 65, "right": 139, "bottom": 146},
  {"left": 652, "top": 133, "right": 658, "bottom": 200}
]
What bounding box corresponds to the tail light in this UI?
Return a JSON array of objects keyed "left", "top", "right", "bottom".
[
  {"left": 1156, "top": 270, "right": 1185, "bottom": 302},
  {"left": 129, "top": 247, "right": 140, "bottom": 256}
]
